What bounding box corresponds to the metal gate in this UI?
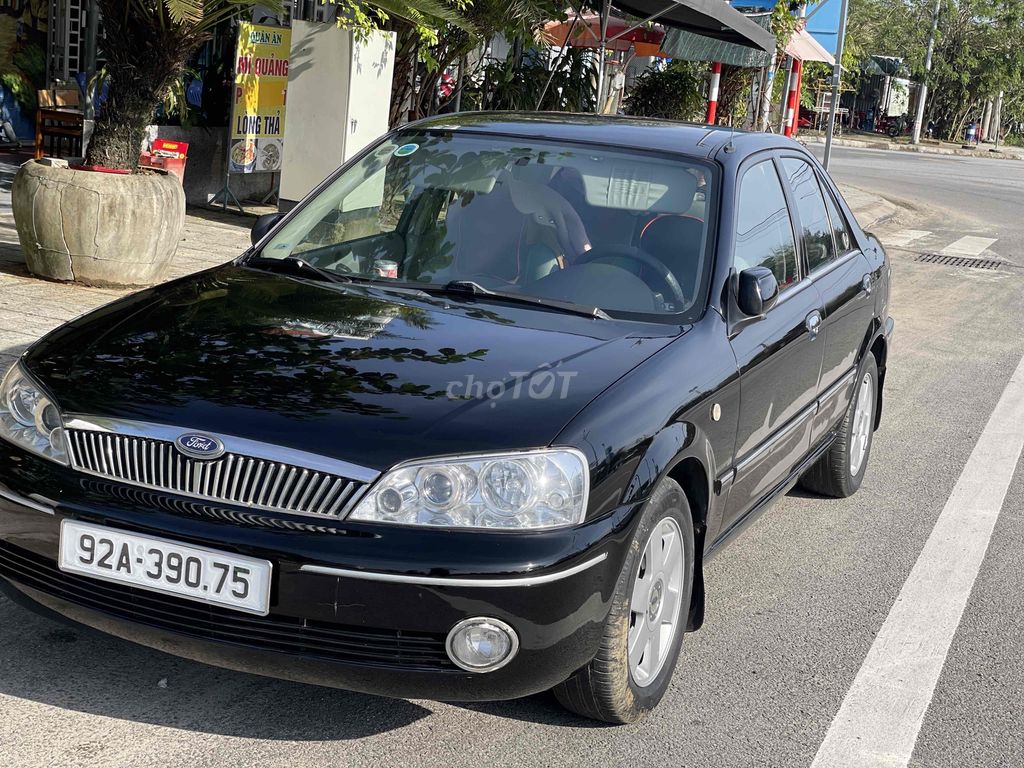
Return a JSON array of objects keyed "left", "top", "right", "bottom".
[{"left": 47, "top": 0, "right": 87, "bottom": 83}]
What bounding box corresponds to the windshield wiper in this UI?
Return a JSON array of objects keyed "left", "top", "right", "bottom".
[
  {"left": 248, "top": 255, "right": 353, "bottom": 284},
  {"left": 424, "top": 280, "right": 610, "bottom": 320}
]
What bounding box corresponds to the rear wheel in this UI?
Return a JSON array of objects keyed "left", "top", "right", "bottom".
[
  {"left": 553, "top": 478, "right": 694, "bottom": 723},
  {"left": 801, "top": 354, "right": 879, "bottom": 498}
]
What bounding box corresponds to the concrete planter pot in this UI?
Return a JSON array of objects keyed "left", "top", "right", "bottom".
[{"left": 11, "top": 160, "right": 185, "bottom": 287}]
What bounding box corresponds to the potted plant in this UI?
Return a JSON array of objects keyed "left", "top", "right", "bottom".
[{"left": 11, "top": 0, "right": 270, "bottom": 286}]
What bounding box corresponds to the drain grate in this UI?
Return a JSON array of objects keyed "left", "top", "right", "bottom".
[{"left": 915, "top": 253, "right": 1002, "bottom": 270}]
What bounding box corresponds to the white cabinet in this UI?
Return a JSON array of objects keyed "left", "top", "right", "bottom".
[{"left": 279, "top": 22, "right": 395, "bottom": 209}]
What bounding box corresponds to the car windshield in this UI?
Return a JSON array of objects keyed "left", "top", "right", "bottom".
[{"left": 257, "top": 130, "right": 715, "bottom": 319}]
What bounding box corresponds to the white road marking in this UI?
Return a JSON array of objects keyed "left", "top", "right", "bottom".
[
  {"left": 884, "top": 229, "right": 931, "bottom": 247},
  {"left": 811, "top": 352, "right": 1024, "bottom": 768},
  {"left": 938, "top": 235, "right": 998, "bottom": 258}
]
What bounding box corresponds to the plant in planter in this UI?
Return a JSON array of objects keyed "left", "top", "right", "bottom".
[{"left": 11, "top": 0, "right": 271, "bottom": 287}]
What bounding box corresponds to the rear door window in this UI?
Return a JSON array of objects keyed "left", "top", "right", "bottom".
[
  {"left": 782, "top": 157, "right": 835, "bottom": 273},
  {"left": 820, "top": 180, "right": 855, "bottom": 255}
]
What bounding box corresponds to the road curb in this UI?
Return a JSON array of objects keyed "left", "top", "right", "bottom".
[
  {"left": 837, "top": 184, "right": 900, "bottom": 231},
  {"left": 802, "top": 134, "right": 1023, "bottom": 162}
]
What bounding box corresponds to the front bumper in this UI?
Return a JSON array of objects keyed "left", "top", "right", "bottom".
[{"left": 0, "top": 443, "right": 642, "bottom": 701}]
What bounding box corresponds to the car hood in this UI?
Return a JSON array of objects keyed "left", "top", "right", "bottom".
[{"left": 25, "top": 265, "right": 681, "bottom": 471}]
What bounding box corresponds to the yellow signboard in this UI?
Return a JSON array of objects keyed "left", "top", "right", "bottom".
[{"left": 229, "top": 22, "right": 290, "bottom": 174}]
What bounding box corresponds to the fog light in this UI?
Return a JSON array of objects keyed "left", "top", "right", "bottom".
[{"left": 445, "top": 617, "right": 519, "bottom": 673}]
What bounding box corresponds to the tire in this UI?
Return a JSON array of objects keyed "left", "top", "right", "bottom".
[
  {"left": 800, "top": 353, "right": 879, "bottom": 498},
  {"left": 553, "top": 478, "right": 695, "bottom": 724}
]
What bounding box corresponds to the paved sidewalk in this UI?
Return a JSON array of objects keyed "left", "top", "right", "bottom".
[
  {"left": 0, "top": 154, "right": 251, "bottom": 371},
  {"left": 0, "top": 153, "right": 896, "bottom": 372}
]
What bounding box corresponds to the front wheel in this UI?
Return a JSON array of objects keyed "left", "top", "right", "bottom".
[
  {"left": 553, "top": 478, "right": 695, "bottom": 723},
  {"left": 800, "top": 354, "right": 879, "bottom": 497}
]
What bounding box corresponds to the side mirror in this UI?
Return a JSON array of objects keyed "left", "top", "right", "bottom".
[
  {"left": 250, "top": 212, "right": 284, "bottom": 245},
  {"left": 736, "top": 267, "right": 780, "bottom": 317}
]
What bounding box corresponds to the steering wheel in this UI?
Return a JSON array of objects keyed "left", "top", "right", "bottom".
[{"left": 575, "top": 245, "right": 687, "bottom": 310}]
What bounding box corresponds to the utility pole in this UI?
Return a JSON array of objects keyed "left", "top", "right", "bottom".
[
  {"left": 595, "top": 0, "right": 609, "bottom": 114},
  {"left": 911, "top": 0, "right": 942, "bottom": 144},
  {"left": 992, "top": 90, "right": 1004, "bottom": 151},
  {"left": 757, "top": 63, "right": 775, "bottom": 132},
  {"left": 822, "top": 0, "right": 849, "bottom": 169},
  {"left": 981, "top": 98, "right": 993, "bottom": 141}
]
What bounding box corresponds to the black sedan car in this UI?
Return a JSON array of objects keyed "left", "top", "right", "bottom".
[{"left": 0, "top": 114, "right": 892, "bottom": 724}]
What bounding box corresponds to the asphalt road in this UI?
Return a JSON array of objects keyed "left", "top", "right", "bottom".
[{"left": 2, "top": 146, "right": 1024, "bottom": 768}]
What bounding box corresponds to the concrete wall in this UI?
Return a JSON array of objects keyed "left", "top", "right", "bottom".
[
  {"left": 147, "top": 125, "right": 276, "bottom": 207},
  {"left": 279, "top": 23, "right": 395, "bottom": 209}
]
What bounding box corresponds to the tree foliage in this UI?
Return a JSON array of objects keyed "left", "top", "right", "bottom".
[
  {"left": 328, "top": 0, "right": 473, "bottom": 39},
  {"left": 464, "top": 47, "right": 595, "bottom": 112},
  {"left": 626, "top": 61, "right": 706, "bottom": 121},
  {"left": 383, "top": 0, "right": 563, "bottom": 126},
  {"left": 845, "top": 0, "right": 1024, "bottom": 140}
]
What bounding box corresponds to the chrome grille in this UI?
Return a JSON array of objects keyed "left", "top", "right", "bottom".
[{"left": 66, "top": 429, "right": 367, "bottom": 519}]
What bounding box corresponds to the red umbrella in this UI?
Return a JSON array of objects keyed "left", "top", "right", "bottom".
[{"left": 542, "top": 10, "right": 665, "bottom": 53}]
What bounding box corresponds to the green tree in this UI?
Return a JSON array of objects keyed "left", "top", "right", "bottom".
[
  {"left": 843, "top": 0, "right": 1024, "bottom": 141},
  {"left": 926, "top": 0, "right": 1024, "bottom": 140}
]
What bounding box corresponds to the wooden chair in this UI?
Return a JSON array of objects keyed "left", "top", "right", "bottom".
[{"left": 35, "top": 88, "right": 84, "bottom": 160}]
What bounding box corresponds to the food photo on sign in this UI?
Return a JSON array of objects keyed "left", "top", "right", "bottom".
[
  {"left": 258, "top": 137, "right": 283, "bottom": 172},
  {"left": 229, "top": 139, "right": 257, "bottom": 173}
]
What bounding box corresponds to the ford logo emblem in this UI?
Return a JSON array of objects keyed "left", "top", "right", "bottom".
[{"left": 175, "top": 433, "right": 225, "bottom": 460}]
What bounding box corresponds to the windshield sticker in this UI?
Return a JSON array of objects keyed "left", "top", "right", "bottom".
[{"left": 393, "top": 143, "right": 419, "bottom": 157}]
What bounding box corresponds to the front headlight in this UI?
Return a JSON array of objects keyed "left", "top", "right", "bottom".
[
  {"left": 0, "top": 362, "right": 69, "bottom": 465},
  {"left": 349, "top": 449, "right": 589, "bottom": 530}
]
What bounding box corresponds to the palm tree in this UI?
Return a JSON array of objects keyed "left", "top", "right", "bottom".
[{"left": 85, "top": 0, "right": 471, "bottom": 170}]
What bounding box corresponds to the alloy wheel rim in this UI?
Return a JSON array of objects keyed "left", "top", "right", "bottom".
[
  {"left": 849, "top": 371, "right": 874, "bottom": 477},
  {"left": 628, "top": 516, "right": 685, "bottom": 688}
]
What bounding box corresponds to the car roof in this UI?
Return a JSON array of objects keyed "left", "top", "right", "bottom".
[{"left": 401, "top": 111, "right": 803, "bottom": 162}]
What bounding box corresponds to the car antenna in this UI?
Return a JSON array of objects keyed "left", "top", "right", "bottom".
[{"left": 724, "top": 106, "right": 737, "bottom": 153}]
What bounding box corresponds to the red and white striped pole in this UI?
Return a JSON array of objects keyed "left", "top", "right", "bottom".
[
  {"left": 784, "top": 59, "right": 803, "bottom": 137},
  {"left": 792, "top": 59, "right": 804, "bottom": 134},
  {"left": 706, "top": 62, "right": 722, "bottom": 124}
]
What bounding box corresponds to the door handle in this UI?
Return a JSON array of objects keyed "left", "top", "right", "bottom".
[
  {"left": 861, "top": 274, "right": 873, "bottom": 296},
  {"left": 805, "top": 310, "right": 822, "bottom": 338}
]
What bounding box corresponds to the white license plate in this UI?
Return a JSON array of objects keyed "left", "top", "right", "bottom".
[{"left": 58, "top": 520, "right": 272, "bottom": 616}]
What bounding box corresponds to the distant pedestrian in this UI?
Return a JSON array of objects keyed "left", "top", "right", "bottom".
[
  {"left": 966, "top": 120, "right": 977, "bottom": 144},
  {"left": 926, "top": 119, "right": 935, "bottom": 139}
]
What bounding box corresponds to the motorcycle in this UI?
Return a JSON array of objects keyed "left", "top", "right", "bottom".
[
  {"left": 0, "top": 118, "right": 20, "bottom": 149},
  {"left": 882, "top": 115, "right": 911, "bottom": 138}
]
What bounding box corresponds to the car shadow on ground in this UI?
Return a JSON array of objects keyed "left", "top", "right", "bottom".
[
  {"left": 452, "top": 698, "right": 610, "bottom": 728},
  {"left": 0, "top": 594, "right": 596, "bottom": 738},
  {"left": 0, "top": 594, "right": 435, "bottom": 740}
]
